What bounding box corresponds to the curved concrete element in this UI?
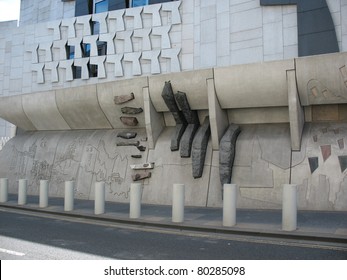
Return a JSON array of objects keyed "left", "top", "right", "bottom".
[
  {"left": 148, "top": 69, "right": 213, "bottom": 112},
  {"left": 97, "top": 77, "right": 147, "bottom": 128},
  {"left": 55, "top": 85, "right": 112, "bottom": 129},
  {"left": 0, "top": 95, "right": 36, "bottom": 131},
  {"left": 214, "top": 59, "right": 294, "bottom": 109},
  {"left": 296, "top": 52, "right": 347, "bottom": 106},
  {"left": 22, "top": 91, "right": 70, "bottom": 130}
]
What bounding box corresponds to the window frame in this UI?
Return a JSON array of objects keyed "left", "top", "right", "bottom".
[{"left": 130, "top": 0, "right": 149, "bottom": 8}]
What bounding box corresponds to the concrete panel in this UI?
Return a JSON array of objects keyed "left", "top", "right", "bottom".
[
  {"left": 22, "top": 91, "right": 70, "bottom": 130},
  {"left": 214, "top": 59, "right": 294, "bottom": 108},
  {"left": 0, "top": 95, "right": 36, "bottom": 131},
  {"left": 296, "top": 52, "right": 347, "bottom": 106},
  {"left": 148, "top": 68, "right": 213, "bottom": 112},
  {"left": 97, "top": 77, "right": 148, "bottom": 129},
  {"left": 55, "top": 85, "right": 112, "bottom": 129}
]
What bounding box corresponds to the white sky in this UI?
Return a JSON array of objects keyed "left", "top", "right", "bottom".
[{"left": 0, "top": 0, "right": 20, "bottom": 22}]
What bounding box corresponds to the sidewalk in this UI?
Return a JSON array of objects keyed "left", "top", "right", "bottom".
[{"left": 1, "top": 194, "right": 347, "bottom": 243}]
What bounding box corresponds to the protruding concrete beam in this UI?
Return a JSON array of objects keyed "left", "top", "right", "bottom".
[
  {"left": 32, "top": 63, "right": 45, "bottom": 84},
  {"left": 67, "top": 37, "right": 83, "bottom": 58},
  {"left": 99, "top": 32, "right": 116, "bottom": 55},
  {"left": 219, "top": 124, "right": 241, "bottom": 186},
  {"left": 26, "top": 44, "right": 39, "bottom": 63},
  {"left": 52, "top": 39, "right": 67, "bottom": 61},
  {"left": 207, "top": 78, "right": 229, "bottom": 150},
  {"left": 192, "top": 116, "right": 211, "bottom": 178},
  {"left": 161, "top": 81, "right": 187, "bottom": 151},
  {"left": 59, "top": 59, "right": 74, "bottom": 81},
  {"left": 45, "top": 61, "right": 59, "bottom": 83},
  {"left": 92, "top": 12, "right": 108, "bottom": 34},
  {"left": 116, "top": 30, "right": 134, "bottom": 53},
  {"left": 39, "top": 42, "right": 53, "bottom": 62},
  {"left": 90, "top": 56, "right": 107, "bottom": 78},
  {"left": 83, "top": 35, "right": 99, "bottom": 57},
  {"left": 144, "top": 86, "right": 164, "bottom": 149}
]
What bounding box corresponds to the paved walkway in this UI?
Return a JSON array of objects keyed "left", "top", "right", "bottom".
[{"left": 1, "top": 194, "right": 347, "bottom": 243}]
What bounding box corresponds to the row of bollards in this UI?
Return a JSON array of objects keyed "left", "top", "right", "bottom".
[{"left": 0, "top": 178, "right": 298, "bottom": 231}]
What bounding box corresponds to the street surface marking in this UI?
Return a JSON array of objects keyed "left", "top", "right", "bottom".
[{"left": 0, "top": 247, "right": 25, "bottom": 256}]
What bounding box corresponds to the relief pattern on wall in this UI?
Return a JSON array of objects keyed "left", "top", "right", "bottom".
[{"left": 26, "top": 1, "right": 182, "bottom": 83}]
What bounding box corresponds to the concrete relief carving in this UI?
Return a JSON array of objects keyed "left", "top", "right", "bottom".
[{"left": 31, "top": 1, "right": 182, "bottom": 83}]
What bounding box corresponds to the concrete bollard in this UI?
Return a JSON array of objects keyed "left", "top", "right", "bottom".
[
  {"left": 0, "top": 178, "right": 8, "bottom": 203},
  {"left": 282, "top": 184, "right": 297, "bottom": 231},
  {"left": 39, "top": 180, "right": 49, "bottom": 208},
  {"left": 64, "top": 181, "right": 74, "bottom": 212},
  {"left": 18, "top": 179, "right": 27, "bottom": 205},
  {"left": 130, "top": 183, "right": 142, "bottom": 219},
  {"left": 172, "top": 184, "right": 185, "bottom": 223},
  {"left": 223, "top": 184, "right": 237, "bottom": 227},
  {"left": 94, "top": 181, "right": 105, "bottom": 215}
]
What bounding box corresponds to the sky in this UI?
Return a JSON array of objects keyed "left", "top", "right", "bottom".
[{"left": 0, "top": 0, "right": 20, "bottom": 22}]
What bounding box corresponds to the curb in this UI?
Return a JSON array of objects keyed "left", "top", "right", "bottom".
[{"left": 1, "top": 203, "right": 347, "bottom": 245}]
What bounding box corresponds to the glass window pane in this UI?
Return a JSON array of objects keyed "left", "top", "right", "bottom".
[
  {"left": 95, "top": 0, "right": 108, "bottom": 13},
  {"left": 132, "top": 0, "right": 148, "bottom": 7}
]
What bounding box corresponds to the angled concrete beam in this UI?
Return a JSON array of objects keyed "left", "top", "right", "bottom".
[
  {"left": 39, "top": 42, "right": 53, "bottom": 62},
  {"left": 207, "top": 78, "right": 229, "bottom": 150}
]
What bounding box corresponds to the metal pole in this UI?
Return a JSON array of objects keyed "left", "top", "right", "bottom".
[
  {"left": 172, "top": 183, "right": 185, "bottom": 223},
  {"left": 0, "top": 178, "right": 8, "bottom": 203},
  {"left": 282, "top": 184, "right": 297, "bottom": 231},
  {"left": 39, "top": 180, "right": 49, "bottom": 208},
  {"left": 130, "top": 183, "right": 142, "bottom": 219},
  {"left": 64, "top": 181, "right": 74, "bottom": 212},
  {"left": 94, "top": 181, "right": 105, "bottom": 215},
  {"left": 223, "top": 184, "right": 237, "bottom": 227},
  {"left": 18, "top": 179, "right": 27, "bottom": 205}
]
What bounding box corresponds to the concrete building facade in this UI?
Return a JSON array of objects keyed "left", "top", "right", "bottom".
[{"left": 0, "top": 0, "right": 346, "bottom": 211}]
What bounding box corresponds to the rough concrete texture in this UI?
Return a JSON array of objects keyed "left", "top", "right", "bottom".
[
  {"left": 192, "top": 117, "right": 211, "bottom": 179},
  {"left": 219, "top": 124, "right": 241, "bottom": 186},
  {"left": 161, "top": 81, "right": 187, "bottom": 151}
]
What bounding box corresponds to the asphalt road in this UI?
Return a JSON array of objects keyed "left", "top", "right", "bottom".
[{"left": 0, "top": 208, "right": 346, "bottom": 260}]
